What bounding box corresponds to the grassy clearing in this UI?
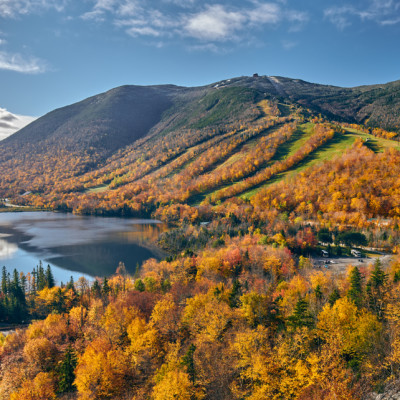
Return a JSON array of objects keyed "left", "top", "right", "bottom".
[
  {"left": 241, "top": 126, "right": 400, "bottom": 199},
  {"left": 194, "top": 123, "right": 314, "bottom": 203},
  {"left": 213, "top": 126, "right": 279, "bottom": 172},
  {"left": 85, "top": 184, "right": 109, "bottom": 193},
  {"left": 344, "top": 127, "right": 400, "bottom": 152}
]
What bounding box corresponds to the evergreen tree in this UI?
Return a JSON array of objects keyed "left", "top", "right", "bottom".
[
  {"left": 66, "top": 276, "right": 75, "bottom": 292},
  {"left": 102, "top": 277, "right": 110, "bottom": 297},
  {"left": 45, "top": 264, "right": 55, "bottom": 288},
  {"left": 287, "top": 298, "right": 314, "bottom": 329},
  {"left": 31, "top": 268, "right": 37, "bottom": 293},
  {"left": 20, "top": 273, "right": 27, "bottom": 294},
  {"left": 314, "top": 284, "right": 323, "bottom": 301},
  {"left": 8, "top": 269, "right": 27, "bottom": 322},
  {"left": 366, "top": 259, "right": 387, "bottom": 318},
  {"left": 328, "top": 288, "right": 341, "bottom": 306},
  {"left": 348, "top": 266, "right": 364, "bottom": 308},
  {"left": 53, "top": 288, "right": 67, "bottom": 314},
  {"left": 91, "top": 279, "right": 102, "bottom": 298},
  {"left": 37, "top": 261, "right": 46, "bottom": 291},
  {"left": 1, "top": 266, "right": 8, "bottom": 294},
  {"left": 229, "top": 279, "right": 242, "bottom": 308},
  {"left": 57, "top": 346, "right": 78, "bottom": 394},
  {"left": 181, "top": 344, "right": 196, "bottom": 384}
]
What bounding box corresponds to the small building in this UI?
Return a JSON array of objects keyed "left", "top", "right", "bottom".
[{"left": 351, "top": 249, "right": 362, "bottom": 257}]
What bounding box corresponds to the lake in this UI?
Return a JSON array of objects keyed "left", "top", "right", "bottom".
[{"left": 0, "top": 212, "right": 167, "bottom": 284}]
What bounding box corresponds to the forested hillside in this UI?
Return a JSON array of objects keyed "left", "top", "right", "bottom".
[
  {"left": 0, "top": 75, "right": 400, "bottom": 217},
  {"left": 1, "top": 241, "right": 400, "bottom": 399}
]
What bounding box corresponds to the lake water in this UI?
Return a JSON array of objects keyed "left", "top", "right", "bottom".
[{"left": 0, "top": 212, "right": 167, "bottom": 284}]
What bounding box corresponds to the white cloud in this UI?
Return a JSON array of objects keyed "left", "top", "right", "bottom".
[
  {"left": 0, "top": 51, "right": 47, "bottom": 74},
  {"left": 381, "top": 16, "right": 400, "bottom": 24},
  {"left": 247, "top": 3, "right": 281, "bottom": 24},
  {"left": 117, "top": 0, "right": 140, "bottom": 17},
  {"left": 82, "top": 0, "right": 141, "bottom": 20},
  {"left": 0, "top": 0, "right": 67, "bottom": 18},
  {"left": 82, "top": 1, "right": 308, "bottom": 48},
  {"left": 325, "top": 0, "right": 400, "bottom": 29},
  {"left": 126, "top": 25, "right": 160, "bottom": 37},
  {"left": 0, "top": 107, "right": 36, "bottom": 141},
  {"left": 184, "top": 5, "right": 246, "bottom": 41},
  {"left": 324, "top": 6, "right": 354, "bottom": 30}
]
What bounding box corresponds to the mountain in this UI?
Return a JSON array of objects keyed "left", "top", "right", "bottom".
[
  {"left": 5, "top": 75, "right": 400, "bottom": 149},
  {"left": 0, "top": 107, "right": 36, "bottom": 141},
  {"left": 0, "top": 74, "right": 400, "bottom": 216}
]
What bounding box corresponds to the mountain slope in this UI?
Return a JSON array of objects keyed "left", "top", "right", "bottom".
[
  {"left": 4, "top": 85, "right": 177, "bottom": 154},
  {"left": 1, "top": 74, "right": 400, "bottom": 216}
]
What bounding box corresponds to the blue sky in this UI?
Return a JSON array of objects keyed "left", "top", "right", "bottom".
[{"left": 1, "top": 0, "right": 400, "bottom": 116}]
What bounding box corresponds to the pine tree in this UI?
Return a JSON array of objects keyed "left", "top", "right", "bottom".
[
  {"left": 287, "top": 298, "right": 314, "bottom": 329},
  {"left": 31, "top": 268, "right": 37, "bottom": 293},
  {"left": 66, "top": 276, "right": 75, "bottom": 292},
  {"left": 229, "top": 279, "right": 241, "bottom": 308},
  {"left": 102, "top": 277, "right": 110, "bottom": 297},
  {"left": 181, "top": 344, "right": 196, "bottom": 384},
  {"left": 57, "top": 346, "right": 78, "bottom": 394},
  {"left": 8, "top": 269, "right": 27, "bottom": 322},
  {"left": 348, "top": 266, "right": 363, "bottom": 308},
  {"left": 37, "top": 261, "right": 46, "bottom": 291},
  {"left": 1, "top": 266, "right": 8, "bottom": 294},
  {"left": 314, "top": 284, "right": 323, "bottom": 301},
  {"left": 91, "top": 279, "right": 101, "bottom": 298},
  {"left": 45, "top": 264, "right": 55, "bottom": 288},
  {"left": 366, "top": 259, "right": 387, "bottom": 318},
  {"left": 328, "top": 288, "right": 341, "bottom": 306}
]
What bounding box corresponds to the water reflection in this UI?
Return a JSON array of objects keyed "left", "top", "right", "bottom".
[
  {"left": 0, "top": 238, "right": 17, "bottom": 259},
  {"left": 0, "top": 212, "right": 167, "bottom": 283}
]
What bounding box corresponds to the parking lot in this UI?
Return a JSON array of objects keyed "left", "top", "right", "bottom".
[{"left": 312, "top": 254, "right": 394, "bottom": 274}]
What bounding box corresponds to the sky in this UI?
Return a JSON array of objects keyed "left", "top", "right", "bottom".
[{"left": 0, "top": 0, "right": 400, "bottom": 117}]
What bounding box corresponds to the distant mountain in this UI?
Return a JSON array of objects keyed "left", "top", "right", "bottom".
[
  {"left": 0, "top": 108, "right": 36, "bottom": 141},
  {"left": 0, "top": 74, "right": 400, "bottom": 213}
]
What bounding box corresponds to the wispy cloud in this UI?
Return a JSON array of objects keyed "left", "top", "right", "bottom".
[
  {"left": 0, "top": 51, "right": 47, "bottom": 74},
  {"left": 325, "top": 0, "right": 400, "bottom": 29},
  {"left": 282, "top": 39, "right": 297, "bottom": 50},
  {"left": 82, "top": 1, "right": 309, "bottom": 47},
  {"left": 0, "top": 0, "right": 67, "bottom": 18},
  {"left": 324, "top": 6, "right": 354, "bottom": 30}
]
